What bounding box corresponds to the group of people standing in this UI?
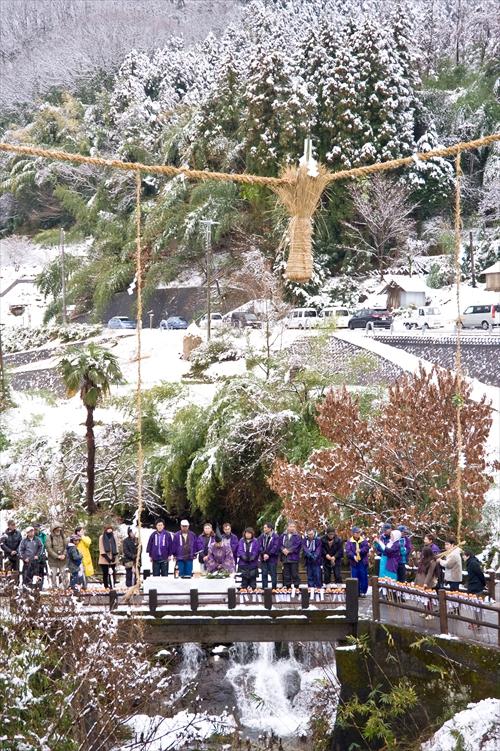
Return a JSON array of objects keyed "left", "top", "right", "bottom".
[
  {"left": 145, "top": 519, "right": 345, "bottom": 590},
  {"left": 1, "top": 517, "right": 487, "bottom": 597},
  {"left": 0, "top": 519, "right": 138, "bottom": 591}
]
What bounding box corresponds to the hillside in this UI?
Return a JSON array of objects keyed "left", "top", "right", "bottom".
[{"left": 0, "top": 0, "right": 498, "bottom": 326}]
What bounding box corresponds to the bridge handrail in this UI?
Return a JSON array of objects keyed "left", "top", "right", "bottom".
[{"left": 372, "top": 577, "right": 500, "bottom": 647}]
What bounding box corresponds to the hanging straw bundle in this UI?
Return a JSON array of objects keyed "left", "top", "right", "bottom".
[{"left": 272, "top": 162, "right": 331, "bottom": 283}]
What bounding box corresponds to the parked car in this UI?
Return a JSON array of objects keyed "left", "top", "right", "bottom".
[
  {"left": 460, "top": 303, "right": 500, "bottom": 330},
  {"left": 199, "top": 313, "right": 224, "bottom": 329},
  {"left": 348, "top": 308, "right": 392, "bottom": 329},
  {"left": 107, "top": 316, "right": 136, "bottom": 329},
  {"left": 285, "top": 308, "right": 320, "bottom": 329},
  {"left": 160, "top": 316, "right": 188, "bottom": 330},
  {"left": 319, "top": 306, "right": 353, "bottom": 328},
  {"left": 404, "top": 306, "right": 444, "bottom": 330},
  {"left": 231, "top": 311, "right": 261, "bottom": 329}
]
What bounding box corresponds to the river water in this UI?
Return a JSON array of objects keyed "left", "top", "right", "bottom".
[{"left": 123, "top": 641, "right": 339, "bottom": 749}]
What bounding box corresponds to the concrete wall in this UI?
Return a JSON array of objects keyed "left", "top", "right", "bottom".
[{"left": 102, "top": 286, "right": 252, "bottom": 327}]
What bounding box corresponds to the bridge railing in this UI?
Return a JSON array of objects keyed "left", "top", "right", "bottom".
[
  {"left": 145, "top": 581, "right": 357, "bottom": 616},
  {"left": 371, "top": 577, "right": 500, "bottom": 648}
]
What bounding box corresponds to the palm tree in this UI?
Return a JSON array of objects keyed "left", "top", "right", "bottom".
[{"left": 59, "top": 344, "right": 124, "bottom": 515}]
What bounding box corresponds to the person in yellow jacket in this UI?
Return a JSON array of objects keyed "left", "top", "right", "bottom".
[{"left": 75, "top": 526, "right": 94, "bottom": 586}]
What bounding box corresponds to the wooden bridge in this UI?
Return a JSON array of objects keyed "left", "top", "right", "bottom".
[
  {"left": 2, "top": 573, "right": 499, "bottom": 649},
  {"left": 112, "top": 579, "right": 360, "bottom": 644}
]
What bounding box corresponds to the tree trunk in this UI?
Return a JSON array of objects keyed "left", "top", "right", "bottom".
[{"left": 86, "top": 404, "right": 97, "bottom": 515}]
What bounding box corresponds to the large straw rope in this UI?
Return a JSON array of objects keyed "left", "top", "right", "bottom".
[
  {"left": 454, "top": 154, "right": 464, "bottom": 544},
  {"left": 0, "top": 132, "right": 498, "bottom": 187}
]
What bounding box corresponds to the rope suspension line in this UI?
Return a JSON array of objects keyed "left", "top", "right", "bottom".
[
  {"left": 132, "top": 171, "right": 144, "bottom": 595},
  {"left": 454, "top": 154, "right": 464, "bottom": 544}
]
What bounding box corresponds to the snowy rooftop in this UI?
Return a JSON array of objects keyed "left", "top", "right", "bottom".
[
  {"left": 382, "top": 275, "right": 428, "bottom": 293},
  {"left": 480, "top": 261, "right": 500, "bottom": 275}
]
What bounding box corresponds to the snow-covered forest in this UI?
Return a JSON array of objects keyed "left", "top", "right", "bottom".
[{"left": 0, "top": 0, "right": 498, "bottom": 319}]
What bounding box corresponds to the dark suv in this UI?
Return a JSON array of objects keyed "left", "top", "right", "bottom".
[
  {"left": 231, "top": 312, "right": 261, "bottom": 329},
  {"left": 348, "top": 308, "right": 392, "bottom": 329}
]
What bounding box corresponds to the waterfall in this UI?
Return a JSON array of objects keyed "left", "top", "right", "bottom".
[
  {"left": 169, "top": 642, "right": 204, "bottom": 703},
  {"left": 226, "top": 642, "right": 338, "bottom": 738}
]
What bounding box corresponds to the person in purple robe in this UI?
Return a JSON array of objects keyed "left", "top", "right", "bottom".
[
  {"left": 258, "top": 522, "right": 280, "bottom": 589},
  {"left": 222, "top": 522, "right": 239, "bottom": 561},
  {"left": 146, "top": 520, "right": 172, "bottom": 577},
  {"left": 206, "top": 533, "right": 235, "bottom": 575},
  {"left": 279, "top": 521, "right": 302, "bottom": 587},
  {"left": 302, "top": 528, "right": 322, "bottom": 588},
  {"left": 380, "top": 529, "right": 402, "bottom": 581},
  {"left": 197, "top": 523, "right": 215, "bottom": 572},
  {"left": 236, "top": 527, "right": 260, "bottom": 589},
  {"left": 171, "top": 520, "right": 202, "bottom": 578}
]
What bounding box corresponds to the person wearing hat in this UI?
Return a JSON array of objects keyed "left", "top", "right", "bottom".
[
  {"left": 0, "top": 519, "right": 22, "bottom": 573},
  {"left": 345, "top": 527, "right": 370, "bottom": 595},
  {"left": 98, "top": 524, "right": 119, "bottom": 589},
  {"left": 19, "top": 527, "right": 43, "bottom": 587},
  {"left": 321, "top": 526, "right": 344, "bottom": 584},
  {"left": 171, "top": 520, "right": 202, "bottom": 578},
  {"left": 75, "top": 526, "right": 94, "bottom": 586},
  {"left": 206, "top": 532, "right": 235, "bottom": 575},
  {"left": 46, "top": 522, "right": 68, "bottom": 589},
  {"left": 66, "top": 534, "right": 83, "bottom": 592},
  {"left": 373, "top": 523, "right": 392, "bottom": 579}
]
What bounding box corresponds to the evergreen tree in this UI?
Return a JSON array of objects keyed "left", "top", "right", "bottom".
[
  {"left": 405, "top": 128, "right": 455, "bottom": 214},
  {"left": 240, "top": 45, "right": 315, "bottom": 175}
]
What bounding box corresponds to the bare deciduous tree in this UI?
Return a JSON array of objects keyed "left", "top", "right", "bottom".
[{"left": 344, "top": 175, "right": 416, "bottom": 279}]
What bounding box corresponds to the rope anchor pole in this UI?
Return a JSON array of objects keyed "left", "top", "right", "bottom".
[{"left": 454, "top": 153, "right": 464, "bottom": 544}]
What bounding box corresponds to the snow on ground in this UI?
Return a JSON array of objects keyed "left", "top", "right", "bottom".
[
  {"left": 421, "top": 699, "right": 500, "bottom": 751},
  {"left": 118, "top": 710, "right": 236, "bottom": 750}
]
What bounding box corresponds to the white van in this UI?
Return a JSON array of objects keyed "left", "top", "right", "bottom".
[
  {"left": 199, "top": 313, "right": 224, "bottom": 329},
  {"left": 319, "top": 306, "right": 352, "bottom": 328},
  {"left": 404, "top": 306, "right": 445, "bottom": 330},
  {"left": 460, "top": 303, "right": 500, "bottom": 330},
  {"left": 286, "top": 307, "right": 319, "bottom": 329}
]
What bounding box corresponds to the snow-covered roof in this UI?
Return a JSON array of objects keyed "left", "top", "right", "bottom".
[
  {"left": 382, "top": 275, "right": 428, "bottom": 293},
  {"left": 480, "top": 261, "right": 500, "bottom": 275}
]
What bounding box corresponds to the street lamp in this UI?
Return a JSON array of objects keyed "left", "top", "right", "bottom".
[{"left": 200, "top": 219, "right": 219, "bottom": 341}]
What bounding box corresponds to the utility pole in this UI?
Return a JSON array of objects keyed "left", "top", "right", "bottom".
[
  {"left": 60, "top": 228, "right": 67, "bottom": 324},
  {"left": 200, "top": 219, "right": 219, "bottom": 341},
  {"left": 469, "top": 231, "right": 476, "bottom": 288}
]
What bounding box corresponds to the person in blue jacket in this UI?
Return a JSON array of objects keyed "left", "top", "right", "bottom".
[
  {"left": 258, "top": 522, "right": 280, "bottom": 589},
  {"left": 280, "top": 521, "right": 302, "bottom": 587},
  {"left": 302, "top": 528, "right": 322, "bottom": 588},
  {"left": 345, "top": 527, "right": 370, "bottom": 595},
  {"left": 373, "top": 523, "right": 392, "bottom": 578}
]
